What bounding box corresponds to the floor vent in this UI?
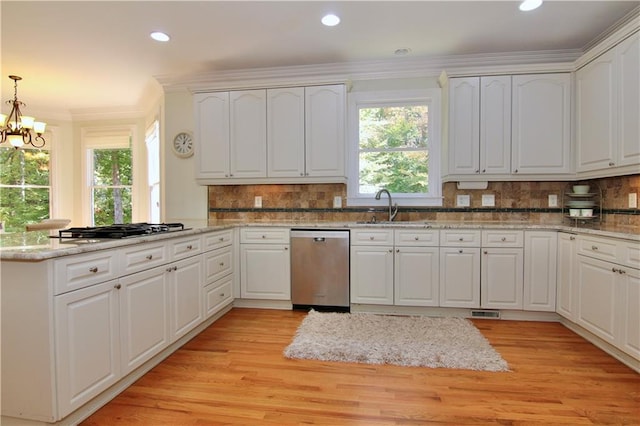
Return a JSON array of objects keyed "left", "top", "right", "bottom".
[{"left": 471, "top": 310, "right": 500, "bottom": 319}]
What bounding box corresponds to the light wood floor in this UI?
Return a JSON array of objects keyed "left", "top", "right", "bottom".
[{"left": 82, "top": 308, "right": 640, "bottom": 425}]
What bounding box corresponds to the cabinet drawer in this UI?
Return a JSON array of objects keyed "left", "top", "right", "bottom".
[
  {"left": 204, "top": 276, "right": 233, "bottom": 318},
  {"left": 351, "top": 229, "right": 394, "bottom": 245},
  {"left": 240, "top": 227, "right": 290, "bottom": 244},
  {"left": 170, "top": 235, "right": 202, "bottom": 260},
  {"left": 481, "top": 230, "right": 524, "bottom": 247},
  {"left": 203, "top": 246, "right": 233, "bottom": 285},
  {"left": 619, "top": 240, "right": 640, "bottom": 269},
  {"left": 577, "top": 235, "right": 618, "bottom": 263},
  {"left": 394, "top": 229, "right": 439, "bottom": 246},
  {"left": 440, "top": 230, "right": 481, "bottom": 247},
  {"left": 121, "top": 242, "right": 169, "bottom": 275},
  {"left": 203, "top": 229, "right": 233, "bottom": 251},
  {"left": 54, "top": 250, "right": 120, "bottom": 295}
]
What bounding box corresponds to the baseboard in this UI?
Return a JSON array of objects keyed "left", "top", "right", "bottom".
[{"left": 233, "top": 299, "right": 293, "bottom": 310}]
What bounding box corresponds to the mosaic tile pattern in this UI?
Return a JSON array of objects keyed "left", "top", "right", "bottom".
[{"left": 207, "top": 175, "right": 639, "bottom": 229}]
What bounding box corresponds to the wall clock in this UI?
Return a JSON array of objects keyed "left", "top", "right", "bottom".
[{"left": 172, "top": 132, "right": 194, "bottom": 158}]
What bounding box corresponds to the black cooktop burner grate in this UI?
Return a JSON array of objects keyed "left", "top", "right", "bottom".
[{"left": 58, "top": 223, "right": 185, "bottom": 239}]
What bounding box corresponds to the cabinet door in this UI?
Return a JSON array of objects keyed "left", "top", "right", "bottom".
[
  {"left": 524, "top": 231, "right": 557, "bottom": 312},
  {"left": 54, "top": 280, "right": 120, "bottom": 418},
  {"left": 439, "top": 247, "right": 480, "bottom": 308},
  {"left": 481, "top": 248, "right": 523, "bottom": 309},
  {"left": 305, "top": 85, "right": 345, "bottom": 177},
  {"left": 394, "top": 246, "right": 439, "bottom": 306},
  {"left": 618, "top": 32, "right": 640, "bottom": 167},
  {"left": 480, "top": 75, "right": 511, "bottom": 175},
  {"left": 169, "top": 256, "right": 203, "bottom": 341},
  {"left": 448, "top": 77, "right": 480, "bottom": 175},
  {"left": 203, "top": 245, "right": 233, "bottom": 285},
  {"left": 350, "top": 245, "right": 394, "bottom": 305},
  {"left": 267, "top": 87, "right": 305, "bottom": 177},
  {"left": 194, "top": 92, "right": 230, "bottom": 179},
  {"left": 618, "top": 267, "right": 640, "bottom": 360},
  {"left": 230, "top": 90, "right": 267, "bottom": 178},
  {"left": 240, "top": 244, "right": 291, "bottom": 299},
  {"left": 119, "top": 266, "right": 170, "bottom": 375},
  {"left": 576, "top": 255, "right": 617, "bottom": 345},
  {"left": 576, "top": 49, "right": 617, "bottom": 172},
  {"left": 512, "top": 74, "right": 571, "bottom": 174},
  {"left": 556, "top": 233, "right": 577, "bottom": 320}
]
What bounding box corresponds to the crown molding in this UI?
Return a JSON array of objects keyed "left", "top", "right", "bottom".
[{"left": 156, "top": 49, "right": 581, "bottom": 94}]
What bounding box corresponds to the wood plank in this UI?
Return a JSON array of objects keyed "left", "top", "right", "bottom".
[{"left": 81, "top": 308, "right": 640, "bottom": 425}]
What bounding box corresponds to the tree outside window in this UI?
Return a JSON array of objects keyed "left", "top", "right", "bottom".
[
  {"left": 90, "top": 148, "right": 132, "bottom": 226},
  {"left": 0, "top": 147, "right": 50, "bottom": 232}
]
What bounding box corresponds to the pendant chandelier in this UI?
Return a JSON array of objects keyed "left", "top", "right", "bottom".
[{"left": 0, "top": 75, "right": 47, "bottom": 149}]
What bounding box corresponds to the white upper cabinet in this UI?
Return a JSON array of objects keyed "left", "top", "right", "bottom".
[
  {"left": 511, "top": 73, "right": 572, "bottom": 175},
  {"left": 305, "top": 84, "right": 346, "bottom": 177},
  {"left": 577, "top": 31, "right": 640, "bottom": 175},
  {"left": 267, "top": 87, "right": 305, "bottom": 177},
  {"left": 229, "top": 90, "right": 267, "bottom": 178},
  {"left": 194, "top": 84, "right": 345, "bottom": 184},
  {"left": 194, "top": 92, "right": 230, "bottom": 179},
  {"left": 449, "top": 77, "right": 480, "bottom": 175},
  {"left": 480, "top": 76, "right": 512, "bottom": 175}
]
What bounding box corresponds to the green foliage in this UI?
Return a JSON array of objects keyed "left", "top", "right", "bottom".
[
  {"left": 92, "top": 148, "right": 132, "bottom": 225},
  {"left": 0, "top": 148, "right": 50, "bottom": 232},
  {"left": 358, "top": 106, "right": 430, "bottom": 194}
]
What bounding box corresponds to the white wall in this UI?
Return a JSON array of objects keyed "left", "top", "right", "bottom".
[{"left": 162, "top": 90, "right": 207, "bottom": 228}]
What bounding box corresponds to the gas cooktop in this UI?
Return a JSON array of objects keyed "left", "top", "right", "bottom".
[{"left": 58, "top": 223, "right": 185, "bottom": 239}]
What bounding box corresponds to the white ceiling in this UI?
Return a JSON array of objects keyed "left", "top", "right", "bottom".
[{"left": 1, "top": 1, "right": 637, "bottom": 118}]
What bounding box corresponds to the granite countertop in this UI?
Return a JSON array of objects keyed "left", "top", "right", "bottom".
[{"left": 1, "top": 221, "right": 637, "bottom": 261}]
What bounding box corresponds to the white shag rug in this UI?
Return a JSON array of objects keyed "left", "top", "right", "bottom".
[{"left": 284, "top": 310, "right": 509, "bottom": 372}]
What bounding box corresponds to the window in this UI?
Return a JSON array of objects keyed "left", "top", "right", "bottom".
[
  {"left": 145, "top": 120, "right": 160, "bottom": 223},
  {"left": 82, "top": 129, "right": 133, "bottom": 226},
  {"left": 347, "top": 89, "right": 441, "bottom": 206},
  {"left": 0, "top": 145, "right": 50, "bottom": 232}
]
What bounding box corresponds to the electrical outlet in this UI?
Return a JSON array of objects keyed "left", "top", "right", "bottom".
[
  {"left": 548, "top": 194, "right": 558, "bottom": 207},
  {"left": 333, "top": 196, "right": 342, "bottom": 209},
  {"left": 629, "top": 193, "right": 637, "bottom": 209},
  {"left": 481, "top": 194, "right": 495, "bottom": 207},
  {"left": 254, "top": 196, "right": 262, "bottom": 208},
  {"left": 456, "top": 194, "right": 470, "bottom": 207}
]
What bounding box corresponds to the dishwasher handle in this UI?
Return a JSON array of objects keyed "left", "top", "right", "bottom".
[{"left": 313, "top": 237, "right": 326, "bottom": 242}]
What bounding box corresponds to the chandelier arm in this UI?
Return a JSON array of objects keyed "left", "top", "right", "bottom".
[{"left": 32, "top": 134, "right": 46, "bottom": 149}]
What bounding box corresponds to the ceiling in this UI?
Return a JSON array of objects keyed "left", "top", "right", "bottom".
[{"left": 1, "top": 1, "right": 637, "bottom": 118}]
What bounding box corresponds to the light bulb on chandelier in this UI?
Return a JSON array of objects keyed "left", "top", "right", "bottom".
[{"left": 0, "top": 75, "right": 47, "bottom": 149}]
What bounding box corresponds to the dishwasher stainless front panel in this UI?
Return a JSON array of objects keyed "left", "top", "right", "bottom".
[{"left": 290, "top": 229, "right": 350, "bottom": 309}]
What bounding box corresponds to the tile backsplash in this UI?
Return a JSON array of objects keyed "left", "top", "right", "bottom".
[{"left": 208, "top": 174, "right": 639, "bottom": 228}]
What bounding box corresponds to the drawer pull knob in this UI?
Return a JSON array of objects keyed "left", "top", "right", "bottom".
[
  {"left": 167, "top": 267, "right": 173, "bottom": 272},
  {"left": 220, "top": 292, "right": 226, "bottom": 297},
  {"left": 284, "top": 247, "right": 288, "bottom": 251},
  {"left": 186, "top": 245, "right": 193, "bottom": 250},
  {"left": 146, "top": 254, "right": 153, "bottom": 260},
  {"left": 612, "top": 267, "right": 619, "bottom": 273},
  {"left": 609, "top": 162, "right": 615, "bottom": 166},
  {"left": 89, "top": 267, "right": 98, "bottom": 273},
  {"left": 591, "top": 245, "right": 598, "bottom": 251},
  {"left": 458, "top": 238, "right": 464, "bottom": 242},
  {"left": 458, "top": 249, "right": 463, "bottom": 254},
  {"left": 501, "top": 237, "right": 506, "bottom": 242},
  {"left": 484, "top": 250, "right": 488, "bottom": 254},
  {"left": 219, "top": 237, "right": 224, "bottom": 242},
  {"left": 114, "top": 284, "right": 121, "bottom": 290},
  {"left": 619, "top": 269, "right": 626, "bottom": 275},
  {"left": 570, "top": 236, "right": 576, "bottom": 241},
  {"left": 414, "top": 236, "right": 419, "bottom": 240},
  {"left": 370, "top": 236, "right": 374, "bottom": 240},
  {"left": 219, "top": 262, "right": 225, "bottom": 267}
]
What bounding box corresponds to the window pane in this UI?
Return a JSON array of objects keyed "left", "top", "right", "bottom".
[
  {"left": 93, "top": 187, "right": 132, "bottom": 226},
  {"left": 0, "top": 187, "right": 50, "bottom": 232},
  {"left": 93, "top": 149, "right": 132, "bottom": 186},
  {"left": 359, "top": 106, "right": 428, "bottom": 150},
  {"left": 0, "top": 148, "right": 50, "bottom": 186},
  {"left": 359, "top": 151, "right": 429, "bottom": 194}
]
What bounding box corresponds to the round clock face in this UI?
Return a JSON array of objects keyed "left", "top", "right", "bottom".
[{"left": 173, "top": 132, "right": 194, "bottom": 158}]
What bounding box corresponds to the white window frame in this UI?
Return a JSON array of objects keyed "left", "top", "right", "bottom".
[
  {"left": 347, "top": 89, "right": 442, "bottom": 207},
  {"left": 81, "top": 126, "right": 136, "bottom": 226}
]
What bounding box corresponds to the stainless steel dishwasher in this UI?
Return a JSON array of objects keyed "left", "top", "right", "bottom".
[{"left": 290, "top": 229, "right": 350, "bottom": 311}]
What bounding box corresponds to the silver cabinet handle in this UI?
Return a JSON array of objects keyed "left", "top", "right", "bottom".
[
  {"left": 114, "top": 284, "right": 122, "bottom": 290},
  {"left": 570, "top": 236, "right": 576, "bottom": 241},
  {"left": 501, "top": 237, "right": 506, "bottom": 242},
  {"left": 89, "top": 267, "right": 98, "bottom": 273},
  {"left": 612, "top": 267, "right": 619, "bottom": 273},
  {"left": 186, "top": 245, "right": 193, "bottom": 250},
  {"left": 414, "top": 236, "right": 419, "bottom": 240},
  {"left": 609, "top": 162, "right": 615, "bottom": 166},
  {"left": 220, "top": 292, "right": 226, "bottom": 297},
  {"left": 396, "top": 249, "right": 400, "bottom": 253},
  {"left": 592, "top": 245, "right": 599, "bottom": 251},
  {"left": 219, "top": 237, "right": 224, "bottom": 242},
  {"left": 146, "top": 254, "right": 153, "bottom": 260},
  {"left": 458, "top": 237, "right": 464, "bottom": 242},
  {"left": 219, "top": 262, "right": 225, "bottom": 267}
]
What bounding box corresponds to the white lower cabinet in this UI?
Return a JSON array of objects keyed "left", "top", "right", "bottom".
[
  {"left": 556, "top": 232, "right": 578, "bottom": 320},
  {"left": 119, "top": 266, "right": 170, "bottom": 375},
  {"left": 350, "top": 245, "right": 394, "bottom": 304},
  {"left": 481, "top": 248, "right": 524, "bottom": 309},
  {"left": 439, "top": 247, "right": 481, "bottom": 308},
  {"left": 204, "top": 275, "right": 233, "bottom": 318},
  {"left": 394, "top": 246, "right": 439, "bottom": 306},
  {"left": 619, "top": 267, "right": 640, "bottom": 360},
  {"left": 523, "top": 231, "right": 557, "bottom": 311},
  {"left": 240, "top": 227, "right": 290, "bottom": 300},
  {"left": 54, "top": 280, "right": 121, "bottom": 418},
  {"left": 169, "top": 256, "right": 204, "bottom": 340}
]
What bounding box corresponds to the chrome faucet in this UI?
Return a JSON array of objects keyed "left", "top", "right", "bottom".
[{"left": 375, "top": 188, "right": 398, "bottom": 222}]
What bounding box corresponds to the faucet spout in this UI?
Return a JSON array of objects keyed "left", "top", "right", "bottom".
[{"left": 374, "top": 188, "right": 397, "bottom": 222}]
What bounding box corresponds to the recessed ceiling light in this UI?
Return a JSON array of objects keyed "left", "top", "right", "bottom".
[
  {"left": 394, "top": 48, "right": 411, "bottom": 56},
  {"left": 519, "top": 0, "right": 543, "bottom": 12},
  {"left": 321, "top": 14, "right": 340, "bottom": 27},
  {"left": 150, "top": 31, "right": 170, "bottom": 42}
]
